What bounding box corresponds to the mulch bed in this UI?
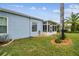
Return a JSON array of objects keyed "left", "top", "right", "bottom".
[{"left": 51, "top": 38, "right": 72, "bottom": 47}]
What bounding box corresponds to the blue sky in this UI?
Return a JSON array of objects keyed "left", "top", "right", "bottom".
[{"left": 0, "top": 3, "right": 79, "bottom": 23}]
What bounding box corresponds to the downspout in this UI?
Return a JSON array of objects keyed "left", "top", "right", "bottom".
[{"left": 29, "top": 17, "right": 31, "bottom": 37}]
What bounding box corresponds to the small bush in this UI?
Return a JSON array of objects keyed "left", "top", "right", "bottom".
[
  {"left": 55, "top": 34, "right": 66, "bottom": 43},
  {"left": 0, "top": 34, "right": 10, "bottom": 42},
  {"left": 55, "top": 35, "right": 61, "bottom": 43},
  {"left": 60, "top": 34, "right": 66, "bottom": 40}
]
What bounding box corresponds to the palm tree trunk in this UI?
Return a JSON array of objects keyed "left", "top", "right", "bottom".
[{"left": 60, "top": 3, "right": 65, "bottom": 39}]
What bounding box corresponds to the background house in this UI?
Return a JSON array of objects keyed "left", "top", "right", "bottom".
[
  {"left": 64, "top": 22, "right": 71, "bottom": 32},
  {"left": 64, "top": 21, "right": 79, "bottom": 32}
]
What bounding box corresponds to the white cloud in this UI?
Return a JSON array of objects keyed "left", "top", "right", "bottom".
[
  {"left": 52, "top": 4, "right": 79, "bottom": 18},
  {"left": 69, "top": 4, "right": 79, "bottom": 9},
  {"left": 30, "top": 6, "right": 36, "bottom": 10},
  {"left": 8, "top": 5, "right": 24, "bottom": 8},
  {"left": 42, "top": 7, "right": 47, "bottom": 10},
  {"left": 52, "top": 9, "right": 60, "bottom": 13},
  {"left": 64, "top": 4, "right": 79, "bottom": 14},
  {"left": 30, "top": 6, "right": 47, "bottom": 11},
  {"left": 64, "top": 4, "right": 79, "bottom": 18}
]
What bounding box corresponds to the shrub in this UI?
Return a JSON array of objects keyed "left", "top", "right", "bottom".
[
  {"left": 55, "top": 35, "right": 62, "bottom": 43},
  {"left": 60, "top": 33, "right": 66, "bottom": 40},
  {"left": 55, "top": 34, "right": 66, "bottom": 43},
  {"left": 0, "top": 34, "right": 11, "bottom": 42}
]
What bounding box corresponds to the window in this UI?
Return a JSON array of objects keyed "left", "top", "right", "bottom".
[
  {"left": 48, "top": 25, "right": 50, "bottom": 32},
  {"left": 0, "top": 17, "right": 7, "bottom": 33},
  {"left": 32, "top": 22, "right": 37, "bottom": 32},
  {"left": 43, "top": 25, "right": 47, "bottom": 32},
  {"left": 55, "top": 26, "right": 56, "bottom": 31},
  {"left": 52, "top": 26, "right": 54, "bottom": 31},
  {"left": 49, "top": 25, "right": 53, "bottom": 32}
]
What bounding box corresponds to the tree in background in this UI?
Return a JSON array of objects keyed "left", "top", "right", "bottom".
[{"left": 66, "top": 12, "right": 79, "bottom": 32}]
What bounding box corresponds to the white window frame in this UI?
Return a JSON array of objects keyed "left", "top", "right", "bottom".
[
  {"left": 0, "top": 16, "right": 8, "bottom": 34},
  {"left": 32, "top": 22, "right": 37, "bottom": 32}
]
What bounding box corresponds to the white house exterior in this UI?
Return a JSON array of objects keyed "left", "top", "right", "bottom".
[
  {"left": 0, "top": 8, "right": 43, "bottom": 40},
  {"left": 0, "top": 8, "right": 58, "bottom": 42}
]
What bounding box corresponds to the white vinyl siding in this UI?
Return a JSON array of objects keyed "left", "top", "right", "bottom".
[
  {"left": 30, "top": 19, "right": 43, "bottom": 36},
  {"left": 0, "top": 11, "right": 43, "bottom": 39}
]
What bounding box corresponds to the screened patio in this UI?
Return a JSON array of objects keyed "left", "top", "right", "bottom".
[{"left": 43, "top": 21, "right": 58, "bottom": 35}]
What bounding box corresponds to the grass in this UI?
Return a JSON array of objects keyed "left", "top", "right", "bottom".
[{"left": 0, "top": 33, "right": 79, "bottom": 56}]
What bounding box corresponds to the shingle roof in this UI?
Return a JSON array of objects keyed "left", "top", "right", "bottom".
[
  {"left": 0, "top": 8, "right": 43, "bottom": 21},
  {"left": 44, "top": 20, "right": 59, "bottom": 25}
]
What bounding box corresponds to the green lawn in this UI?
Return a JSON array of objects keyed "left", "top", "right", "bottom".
[{"left": 0, "top": 33, "right": 79, "bottom": 56}]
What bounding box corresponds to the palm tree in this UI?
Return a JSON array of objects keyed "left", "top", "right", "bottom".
[
  {"left": 66, "top": 12, "right": 79, "bottom": 32},
  {"left": 60, "top": 3, "right": 65, "bottom": 39}
]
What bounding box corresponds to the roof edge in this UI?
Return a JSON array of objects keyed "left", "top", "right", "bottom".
[{"left": 0, "top": 8, "right": 43, "bottom": 21}]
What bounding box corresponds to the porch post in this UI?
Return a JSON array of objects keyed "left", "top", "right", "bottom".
[
  {"left": 47, "top": 21, "right": 48, "bottom": 32},
  {"left": 55, "top": 25, "right": 56, "bottom": 31},
  {"left": 54, "top": 25, "right": 56, "bottom": 31},
  {"left": 52, "top": 25, "right": 54, "bottom": 31},
  {"left": 53, "top": 25, "right": 55, "bottom": 31},
  {"left": 56, "top": 25, "right": 57, "bottom": 31}
]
